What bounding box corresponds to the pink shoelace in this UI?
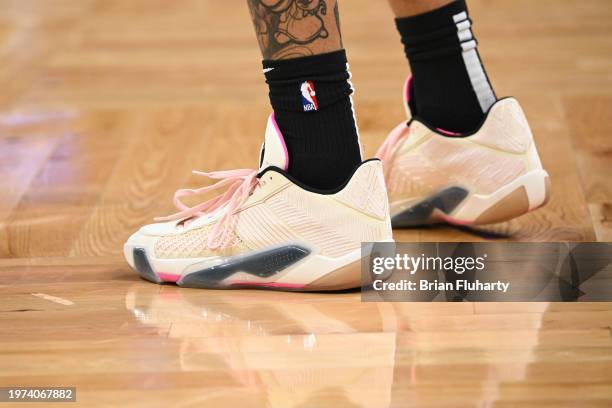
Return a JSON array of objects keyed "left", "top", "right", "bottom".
[
  {"left": 154, "top": 122, "right": 408, "bottom": 250},
  {"left": 155, "top": 168, "right": 260, "bottom": 249},
  {"left": 375, "top": 121, "right": 410, "bottom": 178}
]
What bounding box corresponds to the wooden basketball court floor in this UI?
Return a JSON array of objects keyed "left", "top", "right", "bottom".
[{"left": 1, "top": 0, "right": 611, "bottom": 406}]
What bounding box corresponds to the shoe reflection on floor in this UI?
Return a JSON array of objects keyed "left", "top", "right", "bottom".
[{"left": 125, "top": 284, "right": 552, "bottom": 407}]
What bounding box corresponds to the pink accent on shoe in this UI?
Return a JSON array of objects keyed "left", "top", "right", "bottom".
[
  {"left": 155, "top": 168, "right": 259, "bottom": 249},
  {"left": 228, "top": 281, "right": 306, "bottom": 289},
  {"left": 404, "top": 76, "right": 462, "bottom": 137},
  {"left": 270, "top": 113, "right": 289, "bottom": 171},
  {"left": 436, "top": 213, "right": 474, "bottom": 226},
  {"left": 404, "top": 76, "right": 413, "bottom": 106},
  {"left": 158, "top": 272, "right": 181, "bottom": 283},
  {"left": 436, "top": 127, "right": 463, "bottom": 136},
  {"left": 376, "top": 122, "right": 410, "bottom": 177}
]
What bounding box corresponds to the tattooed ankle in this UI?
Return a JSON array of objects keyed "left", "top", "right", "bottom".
[{"left": 247, "top": 0, "right": 341, "bottom": 59}]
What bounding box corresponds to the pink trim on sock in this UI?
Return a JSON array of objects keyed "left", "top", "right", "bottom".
[
  {"left": 270, "top": 113, "right": 289, "bottom": 171},
  {"left": 158, "top": 272, "right": 181, "bottom": 283},
  {"left": 436, "top": 127, "right": 463, "bottom": 137},
  {"left": 228, "top": 280, "right": 305, "bottom": 289}
]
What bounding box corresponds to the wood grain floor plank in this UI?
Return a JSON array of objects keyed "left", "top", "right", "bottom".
[
  {"left": 69, "top": 106, "right": 266, "bottom": 257},
  {"left": 0, "top": 130, "right": 61, "bottom": 257},
  {"left": 565, "top": 94, "right": 612, "bottom": 241},
  {"left": 4, "top": 113, "right": 133, "bottom": 257}
]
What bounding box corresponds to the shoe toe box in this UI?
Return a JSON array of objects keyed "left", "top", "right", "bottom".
[
  {"left": 124, "top": 221, "right": 178, "bottom": 268},
  {"left": 139, "top": 221, "right": 179, "bottom": 237}
]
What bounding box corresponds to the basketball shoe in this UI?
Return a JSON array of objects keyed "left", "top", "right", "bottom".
[
  {"left": 377, "top": 77, "right": 551, "bottom": 227},
  {"left": 124, "top": 114, "right": 393, "bottom": 291}
]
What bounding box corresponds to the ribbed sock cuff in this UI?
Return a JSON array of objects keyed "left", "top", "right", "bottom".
[{"left": 395, "top": 0, "right": 470, "bottom": 61}]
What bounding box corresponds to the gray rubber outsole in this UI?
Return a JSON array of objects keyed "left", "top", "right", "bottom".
[
  {"left": 130, "top": 245, "right": 311, "bottom": 290},
  {"left": 391, "top": 186, "right": 469, "bottom": 228}
]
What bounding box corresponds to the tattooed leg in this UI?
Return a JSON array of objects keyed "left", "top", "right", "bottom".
[
  {"left": 249, "top": 0, "right": 361, "bottom": 190},
  {"left": 247, "top": 0, "right": 342, "bottom": 60}
]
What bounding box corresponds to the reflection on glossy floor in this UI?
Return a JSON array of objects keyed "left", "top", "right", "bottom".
[
  {"left": 1, "top": 0, "right": 612, "bottom": 407},
  {"left": 3, "top": 263, "right": 612, "bottom": 407}
]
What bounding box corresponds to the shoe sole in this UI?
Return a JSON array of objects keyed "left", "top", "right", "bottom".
[
  {"left": 391, "top": 169, "right": 551, "bottom": 227},
  {"left": 123, "top": 243, "right": 380, "bottom": 291}
]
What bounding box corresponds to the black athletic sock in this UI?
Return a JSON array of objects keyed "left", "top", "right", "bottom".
[
  {"left": 395, "top": 0, "right": 496, "bottom": 133},
  {"left": 263, "top": 50, "right": 362, "bottom": 190}
]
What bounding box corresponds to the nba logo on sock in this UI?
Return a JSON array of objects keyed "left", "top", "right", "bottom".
[{"left": 300, "top": 81, "right": 318, "bottom": 112}]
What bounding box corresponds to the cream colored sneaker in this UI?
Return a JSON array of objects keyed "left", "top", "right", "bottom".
[
  {"left": 124, "top": 114, "right": 393, "bottom": 291},
  {"left": 377, "top": 77, "right": 551, "bottom": 227}
]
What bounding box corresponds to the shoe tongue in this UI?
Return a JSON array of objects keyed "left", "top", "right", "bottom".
[{"left": 258, "top": 114, "right": 289, "bottom": 172}]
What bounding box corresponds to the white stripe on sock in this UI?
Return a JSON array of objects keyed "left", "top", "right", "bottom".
[
  {"left": 460, "top": 39, "right": 477, "bottom": 52},
  {"left": 458, "top": 28, "right": 473, "bottom": 42},
  {"left": 461, "top": 48, "right": 496, "bottom": 112},
  {"left": 453, "top": 12, "right": 496, "bottom": 113},
  {"left": 452, "top": 11, "right": 468, "bottom": 23},
  {"left": 456, "top": 19, "right": 471, "bottom": 32},
  {"left": 345, "top": 63, "right": 363, "bottom": 160}
]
